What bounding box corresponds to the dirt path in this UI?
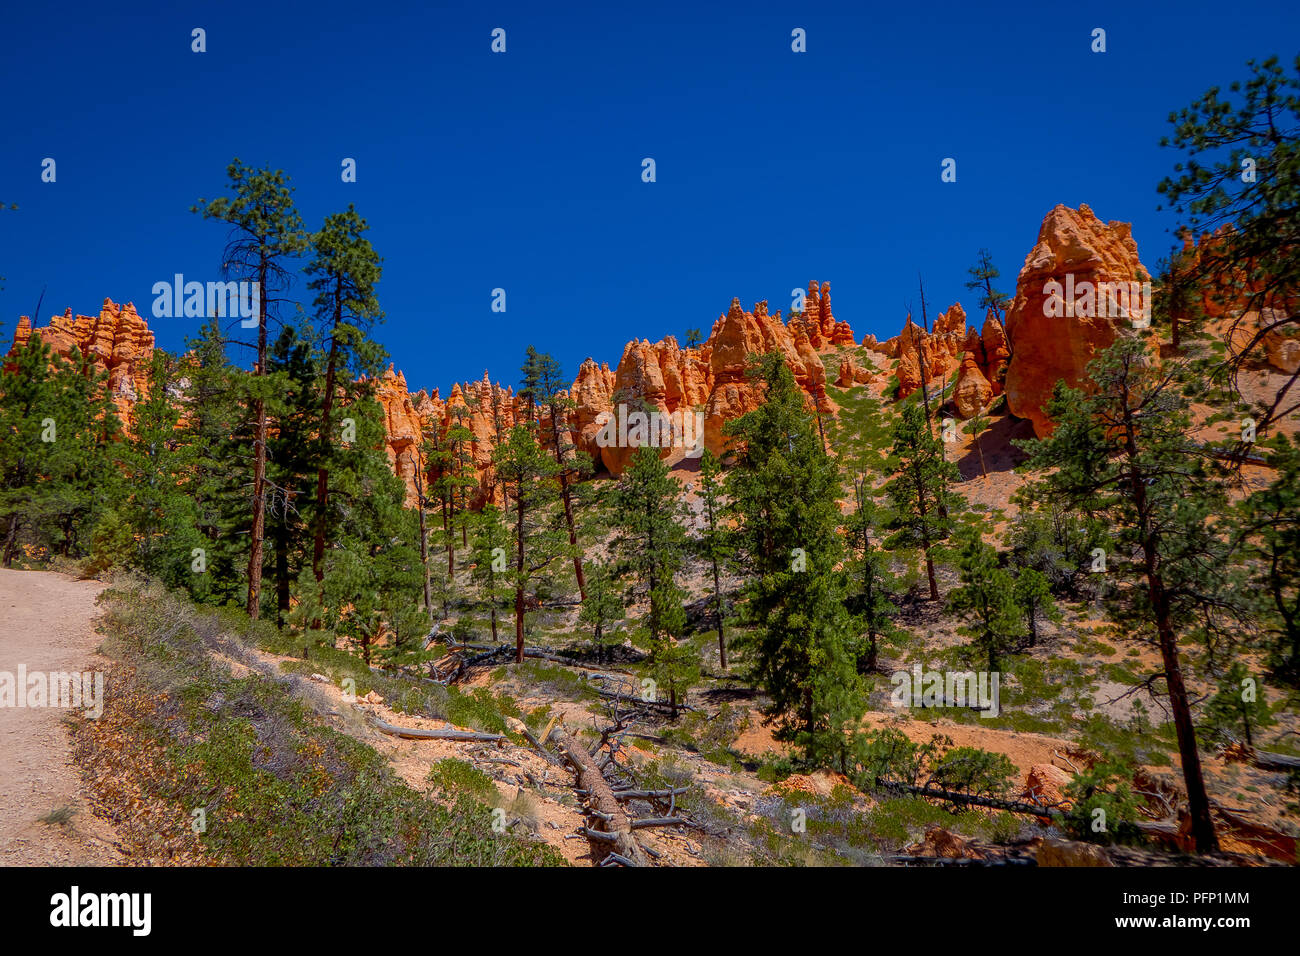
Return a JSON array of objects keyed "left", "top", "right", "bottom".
[{"left": 0, "top": 568, "right": 124, "bottom": 865}]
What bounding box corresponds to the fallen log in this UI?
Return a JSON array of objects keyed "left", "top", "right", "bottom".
[
  {"left": 1253, "top": 749, "right": 1300, "bottom": 771},
  {"left": 610, "top": 787, "right": 690, "bottom": 801},
  {"left": 369, "top": 716, "right": 505, "bottom": 743},
  {"left": 548, "top": 724, "right": 649, "bottom": 867},
  {"left": 879, "top": 780, "right": 1067, "bottom": 818},
  {"left": 590, "top": 686, "right": 699, "bottom": 714},
  {"left": 630, "top": 817, "right": 699, "bottom": 830},
  {"left": 446, "top": 642, "right": 635, "bottom": 674}
]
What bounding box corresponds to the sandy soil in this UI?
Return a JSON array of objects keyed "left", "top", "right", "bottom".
[{"left": 0, "top": 568, "right": 124, "bottom": 865}]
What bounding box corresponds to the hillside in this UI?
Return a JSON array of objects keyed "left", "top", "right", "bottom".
[{"left": 5, "top": 195, "right": 1299, "bottom": 869}]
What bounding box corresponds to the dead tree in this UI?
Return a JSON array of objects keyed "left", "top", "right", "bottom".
[{"left": 548, "top": 722, "right": 650, "bottom": 866}]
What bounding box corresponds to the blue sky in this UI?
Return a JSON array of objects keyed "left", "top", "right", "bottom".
[{"left": 2, "top": 0, "right": 1296, "bottom": 396}]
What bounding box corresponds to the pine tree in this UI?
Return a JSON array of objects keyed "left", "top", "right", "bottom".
[
  {"left": 1012, "top": 567, "right": 1059, "bottom": 649},
  {"left": 965, "top": 248, "right": 1012, "bottom": 337},
  {"left": 111, "top": 349, "right": 207, "bottom": 593},
  {"left": 696, "top": 449, "right": 732, "bottom": 670},
  {"left": 176, "top": 319, "right": 247, "bottom": 604},
  {"left": 947, "top": 527, "right": 1024, "bottom": 671},
  {"left": 305, "top": 396, "right": 424, "bottom": 666},
  {"left": 528, "top": 349, "right": 591, "bottom": 599},
  {"left": 492, "top": 423, "right": 565, "bottom": 663},
  {"left": 609, "top": 445, "right": 696, "bottom": 716},
  {"left": 1003, "top": 498, "right": 1106, "bottom": 599},
  {"left": 724, "top": 353, "right": 864, "bottom": 767},
  {"left": 0, "top": 336, "right": 119, "bottom": 564},
  {"left": 1018, "top": 337, "right": 1243, "bottom": 853},
  {"left": 965, "top": 410, "right": 990, "bottom": 481},
  {"left": 194, "top": 159, "right": 309, "bottom": 619},
  {"left": 407, "top": 444, "right": 434, "bottom": 622},
  {"left": 881, "top": 401, "right": 962, "bottom": 601},
  {"left": 1202, "top": 662, "right": 1276, "bottom": 748},
  {"left": 264, "top": 325, "right": 321, "bottom": 624},
  {"left": 1233, "top": 433, "right": 1300, "bottom": 685},
  {"left": 844, "top": 478, "right": 902, "bottom": 673},
  {"left": 436, "top": 406, "right": 476, "bottom": 575},
  {"left": 469, "top": 503, "right": 513, "bottom": 644},
  {"left": 609, "top": 447, "right": 687, "bottom": 638},
  {"left": 1158, "top": 55, "right": 1300, "bottom": 432},
  {"left": 519, "top": 346, "right": 543, "bottom": 427},
  {"left": 577, "top": 561, "right": 625, "bottom": 661},
  {"left": 304, "top": 205, "right": 385, "bottom": 584}
]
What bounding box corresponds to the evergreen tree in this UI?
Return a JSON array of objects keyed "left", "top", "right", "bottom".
[
  {"left": 304, "top": 205, "right": 386, "bottom": 584},
  {"left": 1003, "top": 497, "right": 1107, "bottom": 599},
  {"left": 527, "top": 348, "right": 591, "bottom": 599},
  {"left": 0, "top": 336, "right": 119, "bottom": 564},
  {"left": 881, "top": 401, "right": 962, "bottom": 601},
  {"left": 1157, "top": 55, "right": 1300, "bottom": 432},
  {"left": 264, "top": 325, "right": 321, "bottom": 624},
  {"left": 1018, "top": 337, "right": 1244, "bottom": 853},
  {"left": 519, "top": 346, "right": 543, "bottom": 427},
  {"left": 844, "top": 478, "right": 902, "bottom": 673},
  {"left": 947, "top": 527, "right": 1024, "bottom": 671},
  {"left": 577, "top": 561, "right": 625, "bottom": 661},
  {"left": 1202, "top": 662, "right": 1276, "bottom": 748},
  {"left": 302, "top": 396, "right": 424, "bottom": 666},
  {"left": 964, "top": 409, "right": 990, "bottom": 481},
  {"left": 110, "top": 349, "right": 207, "bottom": 593},
  {"left": 695, "top": 449, "right": 732, "bottom": 670},
  {"left": 435, "top": 406, "right": 476, "bottom": 575},
  {"left": 724, "top": 353, "right": 864, "bottom": 766},
  {"left": 1012, "top": 567, "right": 1060, "bottom": 649},
  {"left": 407, "top": 443, "right": 434, "bottom": 622},
  {"left": 965, "top": 248, "right": 1012, "bottom": 336},
  {"left": 176, "top": 319, "right": 247, "bottom": 605},
  {"left": 609, "top": 445, "right": 696, "bottom": 716},
  {"left": 492, "top": 424, "right": 566, "bottom": 663},
  {"left": 610, "top": 446, "right": 687, "bottom": 640},
  {"left": 469, "top": 503, "right": 513, "bottom": 644},
  {"left": 1234, "top": 434, "right": 1300, "bottom": 685},
  {"left": 194, "top": 159, "right": 309, "bottom": 618}
]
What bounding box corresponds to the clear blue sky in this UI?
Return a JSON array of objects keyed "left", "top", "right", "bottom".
[{"left": 2, "top": 1, "right": 1296, "bottom": 396}]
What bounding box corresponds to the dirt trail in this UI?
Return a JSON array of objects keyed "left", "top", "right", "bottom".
[{"left": 0, "top": 568, "right": 124, "bottom": 865}]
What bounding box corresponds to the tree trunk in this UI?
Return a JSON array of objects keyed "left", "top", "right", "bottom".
[
  {"left": 547, "top": 725, "right": 649, "bottom": 866},
  {"left": 1123, "top": 402, "right": 1219, "bottom": 854},
  {"left": 275, "top": 507, "right": 290, "bottom": 627},
  {"left": 1152, "top": 594, "right": 1219, "bottom": 853},
  {"left": 712, "top": 555, "right": 727, "bottom": 670},
  {"left": 413, "top": 462, "right": 433, "bottom": 623},
  {"left": 246, "top": 257, "right": 270, "bottom": 620},
  {"left": 2, "top": 517, "right": 19, "bottom": 568},
  {"left": 311, "top": 285, "right": 342, "bottom": 583},
  {"left": 515, "top": 491, "right": 526, "bottom": 664},
  {"left": 547, "top": 403, "right": 586, "bottom": 600}
]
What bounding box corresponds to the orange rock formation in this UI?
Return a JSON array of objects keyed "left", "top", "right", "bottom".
[
  {"left": 1003, "top": 204, "right": 1152, "bottom": 437},
  {"left": 9, "top": 298, "right": 156, "bottom": 421}
]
